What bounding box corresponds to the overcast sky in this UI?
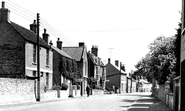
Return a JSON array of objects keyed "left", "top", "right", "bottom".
[{"left": 3, "top": 0, "right": 182, "bottom": 73}]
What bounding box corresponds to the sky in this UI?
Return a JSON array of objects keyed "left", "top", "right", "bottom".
[{"left": 2, "top": 0, "right": 182, "bottom": 73}]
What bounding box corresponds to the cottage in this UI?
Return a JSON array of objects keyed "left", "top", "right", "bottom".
[
  {"left": 52, "top": 38, "right": 77, "bottom": 88},
  {"left": 105, "top": 59, "right": 127, "bottom": 93},
  {"left": 0, "top": 2, "right": 53, "bottom": 90},
  {"left": 87, "top": 46, "right": 106, "bottom": 90},
  {"left": 63, "top": 43, "right": 88, "bottom": 96}
]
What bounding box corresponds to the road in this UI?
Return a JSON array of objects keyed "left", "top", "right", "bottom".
[{"left": 0, "top": 93, "right": 151, "bottom": 111}]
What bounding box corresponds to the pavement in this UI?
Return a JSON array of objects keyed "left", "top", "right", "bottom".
[{"left": 127, "top": 94, "right": 172, "bottom": 111}]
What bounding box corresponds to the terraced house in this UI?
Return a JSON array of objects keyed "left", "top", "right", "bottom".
[
  {"left": 63, "top": 42, "right": 88, "bottom": 96},
  {"left": 0, "top": 1, "right": 53, "bottom": 97},
  {"left": 88, "top": 46, "right": 106, "bottom": 90}
]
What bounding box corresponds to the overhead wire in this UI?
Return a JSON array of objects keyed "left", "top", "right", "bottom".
[{"left": 5, "top": 0, "right": 76, "bottom": 46}]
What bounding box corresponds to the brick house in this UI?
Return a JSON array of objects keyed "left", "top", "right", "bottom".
[
  {"left": 63, "top": 43, "right": 88, "bottom": 96},
  {"left": 87, "top": 46, "right": 106, "bottom": 90},
  {"left": 0, "top": 2, "right": 53, "bottom": 91},
  {"left": 52, "top": 38, "right": 76, "bottom": 86},
  {"left": 105, "top": 59, "right": 127, "bottom": 93}
]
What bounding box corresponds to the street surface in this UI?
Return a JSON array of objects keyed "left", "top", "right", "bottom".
[{"left": 0, "top": 92, "right": 151, "bottom": 111}]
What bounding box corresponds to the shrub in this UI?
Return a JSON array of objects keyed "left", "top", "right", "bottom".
[
  {"left": 61, "top": 83, "right": 68, "bottom": 90},
  {"left": 52, "top": 84, "right": 62, "bottom": 90}
]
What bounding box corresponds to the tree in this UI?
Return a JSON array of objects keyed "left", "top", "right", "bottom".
[
  {"left": 174, "top": 23, "right": 181, "bottom": 77},
  {"left": 134, "top": 36, "right": 176, "bottom": 85}
]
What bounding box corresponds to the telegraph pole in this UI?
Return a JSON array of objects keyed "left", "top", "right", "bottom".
[{"left": 36, "top": 13, "right": 40, "bottom": 102}]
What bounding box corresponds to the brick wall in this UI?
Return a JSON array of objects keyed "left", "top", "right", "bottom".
[
  {"left": 0, "top": 22, "right": 25, "bottom": 76},
  {"left": 53, "top": 50, "right": 61, "bottom": 85},
  {"left": 106, "top": 74, "right": 120, "bottom": 91}
]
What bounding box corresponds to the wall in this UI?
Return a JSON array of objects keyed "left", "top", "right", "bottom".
[
  {"left": 0, "top": 78, "right": 35, "bottom": 105},
  {"left": 132, "top": 81, "right": 137, "bottom": 92},
  {"left": 0, "top": 22, "right": 25, "bottom": 76},
  {"left": 158, "top": 84, "right": 165, "bottom": 102},
  {"left": 53, "top": 50, "right": 61, "bottom": 85},
  {"left": 106, "top": 74, "right": 120, "bottom": 92},
  {"left": 120, "top": 75, "right": 126, "bottom": 93}
]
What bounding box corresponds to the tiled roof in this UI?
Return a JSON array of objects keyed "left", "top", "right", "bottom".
[
  {"left": 63, "top": 47, "right": 84, "bottom": 61},
  {"left": 88, "top": 52, "right": 104, "bottom": 66},
  {"left": 51, "top": 46, "right": 73, "bottom": 59},
  {"left": 106, "top": 63, "right": 127, "bottom": 77},
  {"left": 10, "top": 22, "right": 50, "bottom": 48}
]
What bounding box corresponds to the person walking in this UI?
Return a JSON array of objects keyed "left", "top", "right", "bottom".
[{"left": 86, "top": 84, "right": 90, "bottom": 97}]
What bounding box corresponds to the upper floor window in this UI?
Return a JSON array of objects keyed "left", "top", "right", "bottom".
[
  {"left": 46, "top": 49, "right": 49, "bottom": 66},
  {"left": 33, "top": 45, "right": 37, "bottom": 63}
]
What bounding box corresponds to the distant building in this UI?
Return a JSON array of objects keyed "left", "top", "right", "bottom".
[
  {"left": 105, "top": 59, "right": 127, "bottom": 93},
  {"left": 87, "top": 46, "right": 106, "bottom": 90},
  {"left": 52, "top": 38, "right": 76, "bottom": 87}
]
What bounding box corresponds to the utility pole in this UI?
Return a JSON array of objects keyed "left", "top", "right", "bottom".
[
  {"left": 36, "top": 13, "right": 40, "bottom": 102},
  {"left": 108, "top": 48, "right": 114, "bottom": 60},
  {"left": 119, "top": 62, "right": 122, "bottom": 94}
]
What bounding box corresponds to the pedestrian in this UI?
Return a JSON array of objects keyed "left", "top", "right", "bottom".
[{"left": 86, "top": 84, "right": 90, "bottom": 97}]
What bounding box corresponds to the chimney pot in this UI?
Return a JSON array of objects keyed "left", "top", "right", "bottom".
[
  {"left": 42, "top": 28, "right": 49, "bottom": 44},
  {"left": 0, "top": 1, "right": 10, "bottom": 22},
  {"left": 44, "top": 28, "right": 46, "bottom": 33},
  {"left": 108, "top": 58, "right": 110, "bottom": 63},
  {"left": 115, "top": 60, "right": 119, "bottom": 67},
  {"left": 57, "top": 38, "right": 62, "bottom": 50},
  {"left": 30, "top": 20, "right": 37, "bottom": 33},
  {"left": 79, "top": 42, "right": 84, "bottom": 47},
  {"left": 91, "top": 45, "right": 98, "bottom": 56},
  {"left": 49, "top": 40, "right": 53, "bottom": 46},
  {"left": 2, "top": 1, "right": 5, "bottom": 8}
]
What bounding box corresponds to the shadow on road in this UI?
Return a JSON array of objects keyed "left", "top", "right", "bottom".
[
  {"left": 120, "top": 99, "right": 136, "bottom": 103},
  {"left": 125, "top": 97, "right": 171, "bottom": 111}
]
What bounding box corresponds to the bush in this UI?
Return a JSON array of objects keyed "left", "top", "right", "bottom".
[
  {"left": 61, "top": 83, "right": 68, "bottom": 90},
  {"left": 52, "top": 84, "right": 62, "bottom": 90},
  {"left": 95, "top": 85, "right": 103, "bottom": 90}
]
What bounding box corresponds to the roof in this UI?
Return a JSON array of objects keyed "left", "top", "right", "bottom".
[
  {"left": 63, "top": 47, "right": 84, "bottom": 61},
  {"left": 51, "top": 46, "right": 73, "bottom": 59},
  {"left": 106, "top": 63, "right": 127, "bottom": 77},
  {"left": 10, "top": 22, "right": 50, "bottom": 48},
  {"left": 88, "top": 52, "right": 104, "bottom": 66}
]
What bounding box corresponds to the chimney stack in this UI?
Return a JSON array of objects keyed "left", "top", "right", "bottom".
[
  {"left": 30, "top": 20, "right": 37, "bottom": 33},
  {"left": 42, "top": 29, "right": 49, "bottom": 44},
  {"left": 79, "top": 42, "right": 84, "bottom": 47},
  {"left": 0, "top": 1, "right": 10, "bottom": 22},
  {"left": 2, "top": 1, "right": 5, "bottom": 8},
  {"left": 91, "top": 45, "right": 98, "bottom": 56},
  {"left": 57, "top": 38, "right": 63, "bottom": 50},
  {"left": 108, "top": 58, "right": 111, "bottom": 63},
  {"left": 49, "top": 40, "right": 53, "bottom": 46},
  {"left": 115, "top": 60, "right": 119, "bottom": 67}
]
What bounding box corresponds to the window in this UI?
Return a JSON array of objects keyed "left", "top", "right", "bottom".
[
  {"left": 46, "top": 73, "right": 49, "bottom": 88},
  {"left": 46, "top": 49, "right": 49, "bottom": 66},
  {"left": 33, "top": 71, "right": 36, "bottom": 77},
  {"left": 33, "top": 45, "right": 36, "bottom": 63}
]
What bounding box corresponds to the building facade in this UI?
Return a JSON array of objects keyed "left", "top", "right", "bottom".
[
  {"left": 88, "top": 46, "right": 106, "bottom": 90},
  {"left": 0, "top": 3, "right": 53, "bottom": 91},
  {"left": 105, "top": 59, "right": 127, "bottom": 93},
  {"left": 63, "top": 42, "right": 88, "bottom": 96}
]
